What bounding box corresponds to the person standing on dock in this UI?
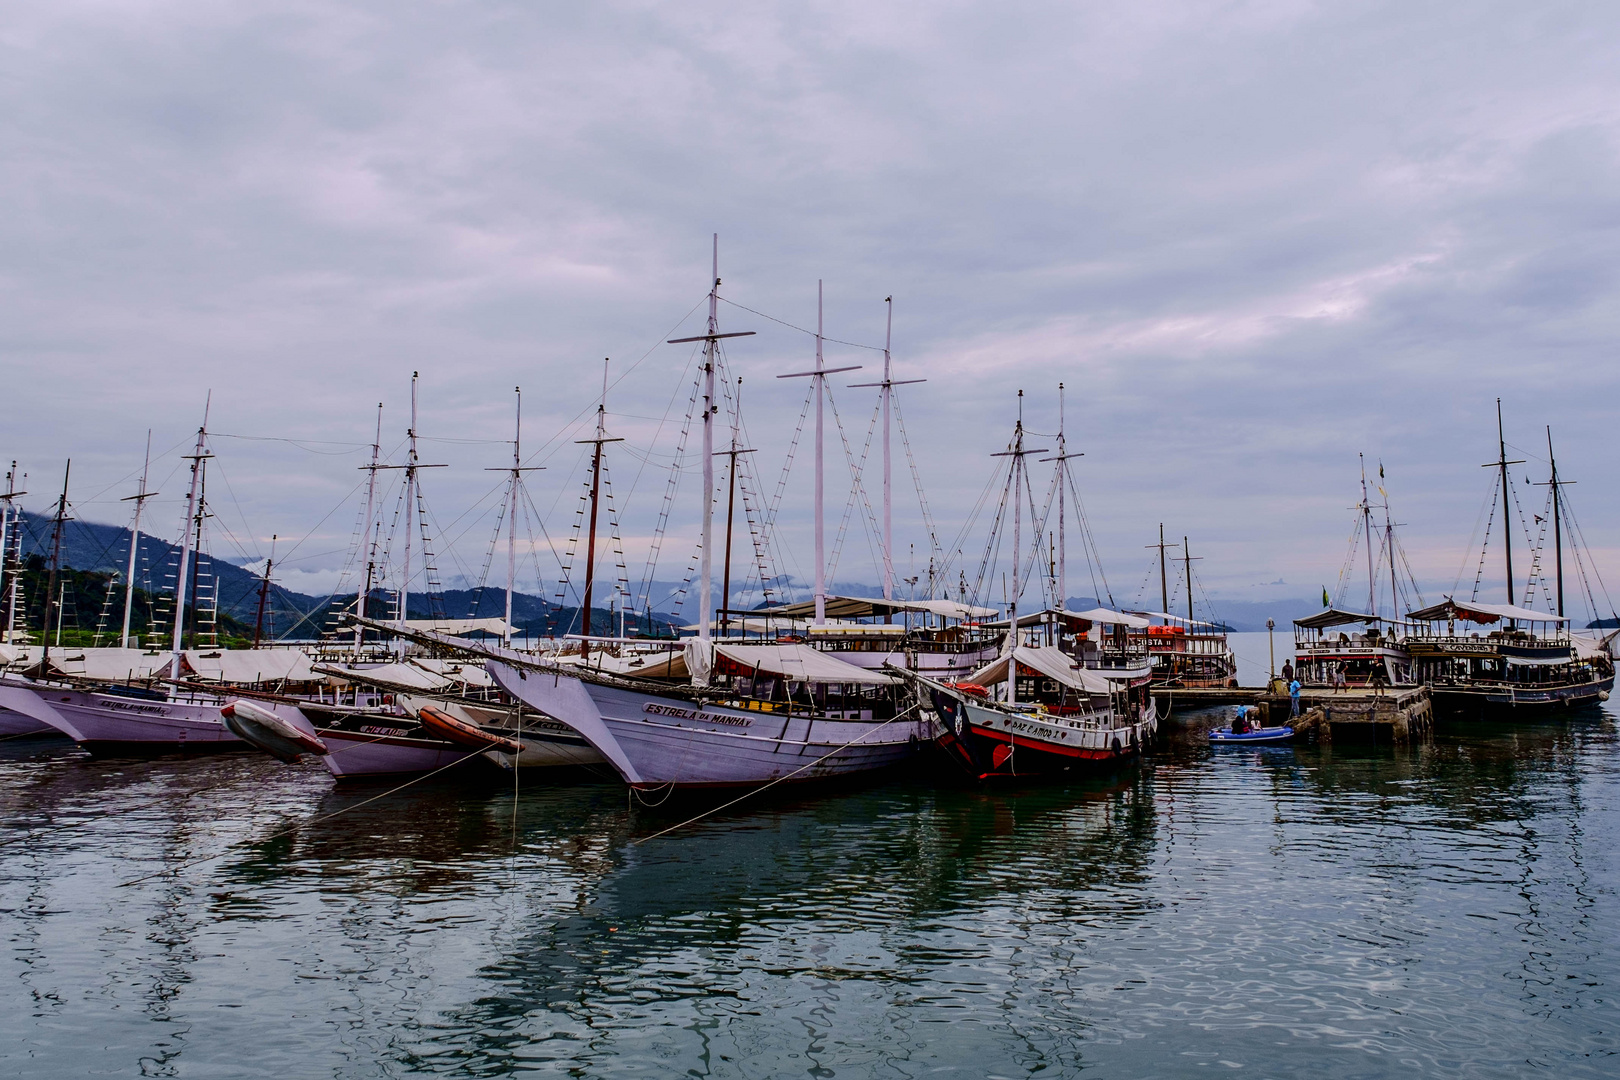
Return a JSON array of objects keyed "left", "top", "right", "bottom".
[
  {"left": 1289, "top": 678, "right": 1302, "bottom": 718},
  {"left": 1281, "top": 660, "right": 1293, "bottom": 684},
  {"left": 1369, "top": 661, "right": 1388, "bottom": 699}
]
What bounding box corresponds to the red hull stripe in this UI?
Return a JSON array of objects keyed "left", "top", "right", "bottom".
[{"left": 969, "top": 725, "right": 1123, "bottom": 760}]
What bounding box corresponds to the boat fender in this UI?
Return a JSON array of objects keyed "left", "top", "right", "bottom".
[
  {"left": 221, "top": 700, "right": 328, "bottom": 762},
  {"left": 417, "top": 706, "right": 525, "bottom": 754},
  {"left": 1111, "top": 737, "right": 1122, "bottom": 756}
]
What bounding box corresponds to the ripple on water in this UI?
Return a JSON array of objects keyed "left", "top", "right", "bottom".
[{"left": 0, "top": 711, "right": 1617, "bottom": 1077}]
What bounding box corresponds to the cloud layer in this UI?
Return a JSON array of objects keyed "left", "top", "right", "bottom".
[{"left": 4, "top": 1, "right": 1618, "bottom": 620}]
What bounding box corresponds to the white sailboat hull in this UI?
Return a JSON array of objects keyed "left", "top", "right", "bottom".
[
  {"left": 488, "top": 661, "right": 933, "bottom": 788},
  {"left": 0, "top": 678, "right": 244, "bottom": 751}
]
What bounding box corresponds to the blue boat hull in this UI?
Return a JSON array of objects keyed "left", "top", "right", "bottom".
[{"left": 1209, "top": 726, "right": 1294, "bottom": 744}]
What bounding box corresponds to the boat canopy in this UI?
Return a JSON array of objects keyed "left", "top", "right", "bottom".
[
  {"left": 1294, "top": 608, "right": 1382, "bottom": 630},
  {"left": 1068, "top": 607, "right": 1152, "bottom": 629},
  {"left": 183, "top": 648, "right": 319, "bottom": 685},
  {"left": 1136, "top": 611, "right": 1230, "bottom": 631},
  {"left": 968, "top": 646, "right": 1116, "bottom": 695},
  {"left": 755, "top": 595, "right": 997, "bottom": 623},
  {"left": 568, "top": 647, "right": 690, "bottom": 679},
  {"left": 410, "top": 657, "right": 495, "bottom": 687},
  {"left": 1405, "top": 599, "right": 1569, "bottom": 625},
  {"left": 711, "top": 641, "right": 898, "bottom": 685},
  {"left": 36, "top": 647, "right": 172, "bottom": 681},
  {"left": 401, "top": 617, "right": 517, "bottom": 638},
  {"left": 313, "top": 660, "right": 458, "bottom": 692}
]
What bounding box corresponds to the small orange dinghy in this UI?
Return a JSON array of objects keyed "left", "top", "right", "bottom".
[{"left": 416, "top": 705, "right": 525, "bottom": 754}]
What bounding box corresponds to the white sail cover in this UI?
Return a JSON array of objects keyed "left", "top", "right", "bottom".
[
  {"left": 569, "top": 648, "right": 690, "bottom": 679},
  {"left": 969, "top": 646, "right": 1116, "bottom": 694},
  {"left": 42, "top": 648, "right": 172, "bottom": 681},
  {"left": 183, "top": 649, "right": 319, "bottom": 685},
  {"left": 711, "top": 641, "right": 897, "bottom": 685}
]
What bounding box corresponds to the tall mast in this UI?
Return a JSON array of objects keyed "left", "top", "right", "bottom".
[
  {"left": 1057, "top": 384, "right": 1065, "bottom": 610},
  {"left": 578, "top": 360, "right": 621, "bottom": 659},
  {"left": 507, "top": 388, "right": 520, "bottom": 646},
  {"left": 119, "top": 432, "right": 157, "bottom": 649},
  {"left": 991, "top": 391, "right": 1047, "bottom": 706},
  {"left": 669, "top": 236, "right": 756, "bottom": 653},
  {"left": 1040, "top": 384, "right": 1084, "bottom": 612},
  {"left": 850, "top": 297, "right": 924, "bottom": 611},
  {"left": 1380, "top": 465, "right": 1398, "bottom": 622},
  {"left": 253, "top": 534, "right": 276, "bottom": 646},
  {"left": 41, "top": 461, "right": 70, "bottom": 671},
  {"left": 355, "top": 402, "right": 382, "bottom": 654},
  {"left": 170, "top": 399, "right": 211, "bottom": 680},
  {"left": 701, "top": 239, "right": 718, "bottom": 645},
  {"left": 1183, "top": 536, "right": 1196, "bottom": 625},
  {"left": 0, "top": 462, "right": 25, "bottom": 647},
  {"left": 400, "top": 373, "right": 420, "bottom": 634},
  {"left": 777, "top": 280, "right": 858, "bottom": 628},
  {"left": 1493, "top": 399, "right": 1519, "bottom": 608},
  {"left": 1147, "top": 525, "right": 1178, "bottom": 614},
  {"left": 1010, "top": 394, "right": 1024, "bottom": 705},
  {"left": 1543, "top": 427, "right": 1567, "bottom": 618},
  {"left": 814, "top": 282, "right": 826, "bottom": 626},
  {"left": 718, "top": 377, "right": 755, "bottom": 636},
  {"left": 1357, "top": 454, "right": 1376, "bottom": 617}
]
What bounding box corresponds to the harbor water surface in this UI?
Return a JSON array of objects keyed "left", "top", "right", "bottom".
[{"left": 2, "top": 637, "right": 1616, "bottom": 1078}]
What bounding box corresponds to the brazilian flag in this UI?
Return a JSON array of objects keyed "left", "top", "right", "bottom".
[{"left": 1322, "top": 587, "right": 1330, "bottom": 608}]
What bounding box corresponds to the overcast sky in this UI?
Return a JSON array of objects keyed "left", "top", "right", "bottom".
[{"left": 4, "top": 1, "right": 1618, "bottom": 623}]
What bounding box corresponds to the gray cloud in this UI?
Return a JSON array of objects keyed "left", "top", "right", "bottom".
[{"left": 3, "top": 0, "right": 1618, "bottom": 620}]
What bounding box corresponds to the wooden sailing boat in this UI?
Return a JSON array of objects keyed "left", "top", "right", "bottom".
[
  {"left": 1134, "top": 526, "right": 1238, "bottom": 695},
  {"left": 1402, "top": 403, "right": 1615, "bottom": 716},
  {"left": 484, "top": 240, "right": 933, "bottom": 788},
  {"left": 914, "top": 392, "right": 1156, "bottom": 778}
]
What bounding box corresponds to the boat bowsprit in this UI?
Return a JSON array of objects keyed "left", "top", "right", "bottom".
[{"left": 221, "top": 699, "right": 328, "bottom": 761}]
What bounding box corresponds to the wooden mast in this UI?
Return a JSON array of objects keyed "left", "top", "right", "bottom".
[
  {"left": 40, "top": 461, "right": 70, "bottom": 672},
  {"left": 119, "top": 432, "right": 157, "bottom": 649}
]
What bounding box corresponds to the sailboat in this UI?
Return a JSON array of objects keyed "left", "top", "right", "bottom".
[
  {"left": 1134, "top": 526, "right": 1238, "bottom": 697},
  {"left": 1402, "top": 405, "right": 1615, "bottom": 715},
  {"left": 910, "top": 392, "right": 1157, "bottom": 779},
  {"left": 484, "top": 242, "right": 934, "bottom": 789},
  {"left": 1291, "top": 456, "right": 1417, "bottom": 689}
]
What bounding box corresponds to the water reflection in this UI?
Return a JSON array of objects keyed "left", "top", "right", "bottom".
[{"left": 1, "top": 709, "right": 1617, "bottom": 1077}]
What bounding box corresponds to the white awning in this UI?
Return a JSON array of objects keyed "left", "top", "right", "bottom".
[
  {"left": 570, "top": 647, "right": 690, "bottom": 679},
  {"left": 312, "top": 661, "right": 452, "bottom": 691},
  {"left": 183, "top": 649, "right": 319, "bottom": 685},
  {"left": 401, "top": 618, "right": 517, "bottom": 637},
  {"left": 42, "top": 648, "right": 173, "bottom": 681},
  {"left": 756, "top": 595, "right": 998, "bottom": 622},
  {"left": 409, "top": 657, "right": 494, "bottom": 688},
  {"left": 1068, "top": 607, "right": 1152, "bottom": 629},
  {"left": 1406, "top": 598, "right": 1569, "bottom": 625},
  {"left": 969, "top": 646, "right": 1116, "bottom": 695},
  {"left": 711, "top": 641, "right": 897, "bottom": 685}
]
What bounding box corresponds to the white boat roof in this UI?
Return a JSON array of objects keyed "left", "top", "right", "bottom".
[
  {"left": 401, "top": 617, "right": 517, "bottom": 638},
  {"left": 968, "top": 645, "right": 1116, "bottom": 695},
  {"left": 1406, "top": 598, "right": 1569, "bottom": 625},
  {"left": 1068, "top": 606, "right": 1152, "bottom": 629},
  {"left": 712, "top": 641, "right": 897, "bottom": 685},
  {"left": 41, "top": 648, "right": 173, "bottom": 681},
  {"left": 1136, "top": 611, "right": 1229, "bottom": 630},
  {"left": 755, "top": 595, "right": 998, "bottom": 622},
  {"left": 183, "top": 648, "right": 319, "bottom": 685}
]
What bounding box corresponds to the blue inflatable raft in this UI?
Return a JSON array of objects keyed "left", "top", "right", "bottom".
[{"left": 1209, "top": 725, "right": 1295, "bottom": 744}]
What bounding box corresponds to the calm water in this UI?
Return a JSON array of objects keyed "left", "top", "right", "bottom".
[{"left": 2, "top": 702, "right": 1618, "bottom": 1078}]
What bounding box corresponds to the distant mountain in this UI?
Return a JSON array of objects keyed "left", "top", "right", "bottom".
[{"left": 11, "top": 511, "right": 682, "bottom": 641}]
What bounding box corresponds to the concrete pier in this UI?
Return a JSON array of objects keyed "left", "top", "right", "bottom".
[{"left": 1286, "top": 687, "right": 1434, "bottom": 746}]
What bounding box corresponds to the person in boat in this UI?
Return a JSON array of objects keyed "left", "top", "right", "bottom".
[
  {"left": 1231, "top": 705, "right": 1252, "bottom": 734},
  {"left": 1288, "top": 678, "right": 1302, "bottom": 718}
]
